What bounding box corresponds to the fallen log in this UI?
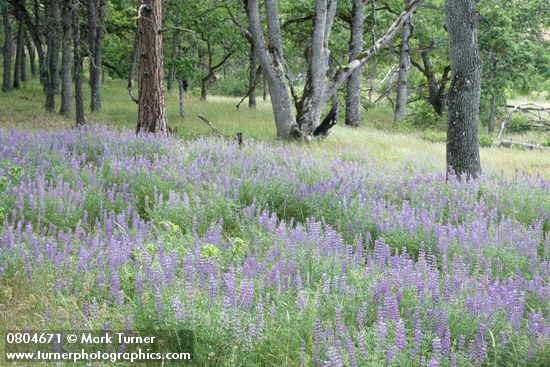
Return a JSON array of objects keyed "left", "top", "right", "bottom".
[{"left": 493, "top": 139, "right": 548, "bottom": 150}]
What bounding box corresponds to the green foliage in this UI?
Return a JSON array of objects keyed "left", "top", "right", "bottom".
[
  {"left": 479, "top": 135, "right": 494, "bottom": 148},
  {"left": 507, "top": 115, "right": 533, "bottom": 133},
  {"left": 406, "top": 102, "right": 447, "bottom": 129},
  {"left": 209, "top": 77, "right": 248, "bottom": 97},
  {"left": 420, "top": 130, "right": 446, "bottom": 143}
]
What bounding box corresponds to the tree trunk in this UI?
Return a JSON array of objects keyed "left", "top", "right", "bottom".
[
  {"left": 59, "top": 0, "right": 72, "bottom": 116},
  {"left": 72, "top": 0, "right": 85, "bottom": 126},
  {"left": 45, "top": 0, "right": 60, "bottom": 110},
  {"left": 248, "top": 41, "right": 257, "bottom": 108},
  {"left": 345, "top": 0, "right": 365, "bottom": 127},
  {"left": 2, "top": 2, "right": 12, "bottom": 92},
  {"left": 488, "top": 93, "right": 497, "bottom": 134},
  {"left": 445, "top": 0, "right": 482, "bottom": 178},
  {"left": 262, "top": 73, "right": 267, "bottom": 101},
  {"left": 247, "top": 0, "right": 421, "bottom": 139},
  {"left": 295, "top": 0, "right": 338, "bottom": 136},
  {"left": 178, "top": 77, "right": 185, "bottom": 117},
  {"left": 20, "top": 29, "right": 26, "bottom": 81},
  {"left": 9, "top": 0, "right": 51, "bottom": 107},
  {"left": 201, "top": 77, "right": 207, "bottom": 101},
  {"left": 88, "top": 0, "right": 105, "bottom": 112},
  {"left": 128, "top": 24, "right": 138, "bottom": 103},
  {"left": 32, "top": 0, "right": 42, "bottom": 83},
  {"left": 13, "top": 15, "right": 23, "bottom": 88},
  {"left": 247, "top": 0, "right": 298, "bottom": 139},
  {"left": 26, "top": 34, "right": 35, "bottom": 77},
  {"left": 394, "top": 12, "right": 412, "bottom": 122},
  {"left": 167, "top": 8, "right": 180, "bottom": 93},
  {"left": 136, "top": 0, "right": 167, "bottom": 134},
  {"left": 412, "top": 51, "right": 450, "bottom": 116}
]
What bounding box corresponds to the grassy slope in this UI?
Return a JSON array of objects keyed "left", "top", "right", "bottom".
[{"left": 1, "top": 79, "right": 548, "bottom": 178}]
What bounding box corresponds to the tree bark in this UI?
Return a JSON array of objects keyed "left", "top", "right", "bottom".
[
  {"left": 295, "top": 0, "right": 338, "bottom": 135},
  {"left": 128, "top": 27, "right": 138, "bottom": 103},
  {"left": 201, "top": 76, "right": 208, "bottom": 100},
  {"left": 72, "top": 0, "right": 85, "bottom": 126},
  {"left": 88, "top": 0, "right": 105, "bottom": 112},
  {"left": 445, "top": 0, "right": 482, "bottom": 178},
  {"left": 59, "top": 0, "right": 72, "bottom": 116},
  {"left": 247, "top": 0, "right": 422, "bottom": 139},
  {"left": 13, "top": 14, "right": 24, "bottom": 88},
  {"left": 487, "top": 93, "right": 499, "bottom": 134},
  {"left": 167, "top": 8, "right": 180, "bottom": 93},
  {"left": 20, "top": 29, "right": 26, "bottom": 81},
  {"left": 45, "top": 0, "right": 60, "bottom": 110},
  {"left": 246, "top": 0, "right": 298, "bottom": 139},
  {"left": 136, "top": 0, "right": 167, "bottom": 134},
  {"left": 248, "top": 41, "right": 257, "bottom": 108},
  {"left": 177, "top": 77, "right": 185, "bottom": 117},
  {"left": 26, "top": 34, "right": 35, "bottom": 76},
  {"left": 9, "top": 0, "right": 51, "bottom": 107},
  {"left": 394, "top": 11, "right": 412, "bottom": 122},
  {"left": 345, "top": 0, "right": 365, "bottom": 127},
  {"left": 2, "top": 2, "right": 12, "bottom": 92},
  {"left": 262, "top": 74, "right": 267, "bottom": 101}
]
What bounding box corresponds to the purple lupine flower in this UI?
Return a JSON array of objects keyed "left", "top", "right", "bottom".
[
  {"left": 357, "top": 301, "right": 367, "bottom": 328},
  {"left": 335, "top": 306, "right": 346, "bottom": 336},
  {"left": 356, "top": 331, "right": 368, "bottom": 360},
  {"left": 383, "top": 295, "right": 399, "bottom": 321},
  {"left": 239, "top": 278, "right": 255, "bottom": 311},
  {"left": 170, "top": 295, "right": 185, "bottom": 321},
  {"left": 375, "top": 319, "right": 388, "bottom": 353},
  {"left": 412, "top": 309, "right": 423, "bottom": 355},
  {"left": 395, "top": 317, "right": 407, "bottom": 351},
  {"left": 345, "top": 333, "right": 358, "bottom": 367},
  {"left": 155, "top": 289, "right": 164, "bottom": 316},
  {"left": 428, "top": 337, "right": 441, "bottom": 367},
  {"left": 23, "top": 250, "right": 32, "bottom": 281}
]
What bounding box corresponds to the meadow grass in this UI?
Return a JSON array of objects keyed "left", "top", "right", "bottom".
[{"left": 1, "top": 78, "right": 548, "bottom": 178}]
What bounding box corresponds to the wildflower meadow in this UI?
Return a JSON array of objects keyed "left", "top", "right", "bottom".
[{"left": 0, "top": 125, "right": 549, "bottom": 366}]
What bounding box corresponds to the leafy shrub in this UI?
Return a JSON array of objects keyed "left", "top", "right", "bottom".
[
  {"left": 406, "top": 102, "right": 447, "bottom": 129},
  {"left": 209, "top": 77, "right": 248, "bottom": 97},
  {"left": 507, "top": 114, "right": 532, "bottom": 133},
  {"left": 420, "top": 130, "right": 446, "bottom": 143},
  {"left": 479, "top": 135, "right": 494, "bottom": 147}
]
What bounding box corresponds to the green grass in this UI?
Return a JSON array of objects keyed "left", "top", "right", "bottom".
[{"left": 1, "top": 78, "right": 549, "bottom": 178}]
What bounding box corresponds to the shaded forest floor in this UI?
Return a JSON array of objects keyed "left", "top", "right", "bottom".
[{"left": 0, "top": 79, "right": 548, "bottom": 178}]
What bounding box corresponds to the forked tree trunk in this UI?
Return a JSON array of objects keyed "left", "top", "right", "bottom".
[
  {"left": 136, "top": 0, "right": 167, "bottom": 134},
  {"left": 72, "top": 0, "right": 85, "bottom": 126},
  {"left": 246, "top": 0, "right": 298, "bottom": 138},
  {"left": 2, "top": 2, "right": 12, "bottom": 92},
  {"left": 59, "top": 0, "right": 72, "bottom": 116},
  {"left": 394, "top": 13, "right": 412, "bottom": 122},
  {"left": 445, "top": 0, "right": 482, "bottom": 178},
  {"left": 246, "top": 0, "right": 422, "bottom": 140},
  {"left": 345, "top": 0, "right": 365, "bottom": 127}
]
